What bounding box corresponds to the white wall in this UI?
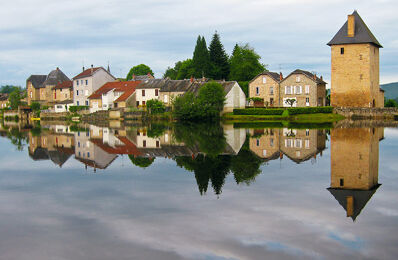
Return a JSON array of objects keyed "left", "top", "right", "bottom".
[
  {"left": 136, "top": 88, "right": 160, "bottom": 106},
  {"left": 224, "top": 83, "right": 246, "bottom": 112}
]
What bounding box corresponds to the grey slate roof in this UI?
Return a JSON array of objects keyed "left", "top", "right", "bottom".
[
  {"left": 27, "top": 75, "right": 47, "bottom": 89},
  {"left": 249, "top": 71, "right": 281, "bottom": 84},
  {"left": 327, "top": 184, "right": 380, "bottom": 221},
  {"left": 327, "top": 11, "right": 382, "bottom": 48},
  {"left": 281, "top": 69, "right": 326, "bottom": 84},
  {"left": 188, "top": 81, "right": 237, "bottom": 96},
  {"left": 29, "top": 147, "right": 49, "bottom": 160},
  {"left": 136, "top": 79, "right": 168, "bottom": 89},
  {"left": 160, "top": 79, "right": 193, "bottom": 92},
  {"left": 0, "top": 93, "right": 8, "bottom": 101},
  {"left": 43, "top": 68, "right": 70, "bottom": 86}
]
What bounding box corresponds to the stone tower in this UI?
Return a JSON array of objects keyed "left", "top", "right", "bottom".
[
  {"left": 327, "top": 127, "right": 383, "bottom": 221},
  {"left": 328, "top": 11, "right": 384, "bottom": 108}
]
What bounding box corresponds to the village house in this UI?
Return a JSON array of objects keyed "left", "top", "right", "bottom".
[
  {"left": 249, "top": 128, "right": 281, "bottom": 161},
  {"left": 72, "top": 65, "right": 116, "bottom": 107},
  {"left": 0, "top": 93, "right": 9, "bottom": 109},
  {"left": 53, "top": 80, "right": 74, "bottom": 113},
  {"left": 328, "top": 11, "right": 384, "bottom": 108},
  {"left": 279, "top": 69, "right": 326, "bottom": 107},
  {"left": 88, "top": 81, "right": 141, "bottom": 113},
  {"left": 135, "top": 79, "right": 164, "bottom": 107},
  {"left": 248, "top": 71, "right": 282, "bottom": 107},
  {"left": 26, "top": 75, "right": 47, "bottom": 105},
  {"left": 160, "top": 79, "right": 193, "bottom": 106}
]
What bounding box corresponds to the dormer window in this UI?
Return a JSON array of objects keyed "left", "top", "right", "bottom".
[
  {"left": 296, "top": 76, "right": 301, "bottom": 82},
  {"left": 262, "top": 77, "right": 267, "bottom": 84}
]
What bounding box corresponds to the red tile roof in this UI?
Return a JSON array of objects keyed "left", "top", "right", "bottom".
[
  {"left": 73, "top": 67, "right": 107, "bottom": 80},
  {"left": 53, "top": 80, "right": 73, "bottom": 90},
  {"left": 88, "top": 81, "right": 141, "bottom": 100},
  {"left": 90, "top": 137, "right": 142, "bottom": 156}
]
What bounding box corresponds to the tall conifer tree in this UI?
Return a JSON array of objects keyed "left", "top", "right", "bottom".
[
  {"left": 209, "top": 32, "right": 230, "bottom": 80},
  {"left": 192, "top": 36, "right": 210, "bottom": 78}
]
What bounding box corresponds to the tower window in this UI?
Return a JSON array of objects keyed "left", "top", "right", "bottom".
[
  {"left": 340, "top": 48, "right": 344, "bottom": 55},
  {"left": 340, "top": 178, "right": 344, "bottom": 186}
]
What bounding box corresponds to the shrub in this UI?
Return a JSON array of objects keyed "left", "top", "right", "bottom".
[
  {"left": 147, "top": 99, "right": 166, "bottom": 114},
  {"left": 287, "top": 106, "right": 333, "bottom": 115},
  {"left": 69, "top": 106, "right": 89, "bottom": 113},
  {"left": 30, "top": 102, "right": 41, "bottom": 111},
  {"left": 385, "top": 99, "right": 398, "bottom": 108},
  {"left": 233, "top": 108, "right": 284, "bottom": 115}
]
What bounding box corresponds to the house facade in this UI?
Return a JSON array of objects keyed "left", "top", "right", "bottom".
[
  {"left": 0, "top": 94, "right": 9, "bottom": 109},
  {"left": 73, "top": 66, "right": 116, "bottom": 107},
  {"left": 26, "top": 75, "right": 47, "bottom": 105},
  {"left": 328, "top": 11, "right": 384, "bottom": 108},
  {"left": 280, "top": 69, "right": 326, "bottom": 107},
  {"left": 248, "top": 72, "right": 282, "bottom": 107}
]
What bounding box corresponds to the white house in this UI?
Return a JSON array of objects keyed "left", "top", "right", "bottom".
[
  {"left": 54, "top": 100, "right": 73, "bottom": 113},
  {"left": 72, "top": 65, "right": 116, "bottom": 107}
]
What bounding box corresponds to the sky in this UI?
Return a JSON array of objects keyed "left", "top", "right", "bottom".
[{"left": 0, "top": 0, "right": 397, "bottom": 88}]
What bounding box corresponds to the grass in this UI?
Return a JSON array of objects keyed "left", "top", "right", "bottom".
[{"left": 222, "top": 112, "right": 344, "bottom": 124}]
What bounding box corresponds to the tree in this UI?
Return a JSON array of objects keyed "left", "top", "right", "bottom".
[
  {"left": 229, "top": 44, "right": 265, "bottom": 81},
  {"left": 146, "top": 99, "right": 166, "bottom": 114},
  {"left": 9, "top": 89, "right": 22, "bottom": 110},
  {"left": 30, "top": 102, "right": 41, "bottom": 111},
  {"left": 0, "top": 85, "right": 21, "bottom": 94},
  {"left": 197, "top": 82, "right": 226, "bottom": 119},
  {"left": 192, "top": 36, "right": 210, "bottom": 78},
  {"left": 230, "top": 149, "right": 262, "bottom": 185},
  {"left": 176, "top": 59, "right": 195, "bottom": 80},
  {"left": 385, "top": 99, "right": 398, "bottom": 107},
  {"left": 128, "top": 155, "right": 154, "bottom": 168},
  {"left": 284, "top": 98, "right": 296, "bottom": 107},
  {"left": 209, "top": 32, "right": 230, "bottom": 80},
  {"left": 126, "top": 64, "right": 153, "bottom": 80}
]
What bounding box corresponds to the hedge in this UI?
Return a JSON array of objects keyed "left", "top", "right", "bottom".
[
  {"left": 69, "top": 106, "right": 89, "bottom": 113},
  {"left": 233, "top": 108, "right": 284, "bottom": 115},
  {"left": 287, "top": 106, "right": 333, "bottom": 115}
]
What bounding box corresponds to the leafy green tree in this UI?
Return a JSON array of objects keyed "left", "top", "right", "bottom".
[
  {"left": 385, "top": 99, "right": 398, "bottom": 107},
  {"left": 197, "top": 82, "right": 226, "bottom": 119},
  {"left": 229, "top": 44, "right": 265, "bottom": 81},
  {"left": 0, "top": 85, "right": 21, "bottom": 94},
  {"left": 230, "top": 149, "right": 262, "bottom": 185},
  {"left": 30, "top": 102, "right": 41, "bottom": 111},
  {"left": 147, "top": 123, "right": 167, "bottom": 138},
  {"left": 128, "top": 155, "right": 154, "bottom": 168},
  {"left": 176, "top": 59, "right": 195, "bottom": 80},
  {"left": 209, "top": 32, "right": 230, "bottom": 80},
  {"left": 192, "top": 36, "right": 210, "bottom": 78},
  {"left": 126, "top": 64, "right": 154, "bottom": 80},
  {"left": 146, "top": 99, "right": 166, "bottom": 114},
  {"left": 9, "top": 89, "right": 22, "bottom": 110}
]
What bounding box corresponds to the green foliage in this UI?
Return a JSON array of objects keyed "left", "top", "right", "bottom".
[
  {"left": 282, "top": 110, "right": 289, "bottom": 117},
  {"left": 126, "top": 64, "right": 153, "bottom": 80},
  {"left": 238, "top": 81, "right": 249, "bottom": 96},
  {"left": 233, "top": 108, "right": 284, "bottom": 115},
  {"left": 8, "top": 89, "right": 22, "bottom": 110},
  {"left": 30, "top": 102, "right": 41, "bottom": 111},
  {"left": 385, "top": 99, "right": 398, "bottom": 107},
  {"left": 172, "top": 82, "right": 225, "bottom": 121},
  {"left": 192, "top": 35, "right": 210, "bottom": 78},
  {"left": 146, "top": 99, "right": 166, "bottom": 114},
  {"left": 0, "top": 85, "right": 22, "bottom": 94},
  {"left": 209, "top": 32, "right": 230, "bottom": 80},
  {"left": 230, "top": 149, "right": 262, "bottom": 185},
  {"left": 247, "top": 97, "right": 264, "bottom": 102},
  {"left": 147, "top": 123, "right": 167, "bottom": 138},
  {"left": 284, "top": 98, "right": 296, "bottom": 107},
  {"left": 69, "top": 125, "right": 88, "bottom": 132},
  {"left": 287, "top": 107, "right": 333, "bottom": 115},
  {"left": 69, "top": 106, "right": 89, "bottom": 113},
  {"left": 30, "top": 127, "right": 42, "bottom": 137},
  {"left": 229, "top": 44, "right": 265, "bottom": 81},
  {"left": 163, "top": 59, "right": 195, "bottom": 80},
  {"left": 128, "top": 155, "right": 154, "bottom": 168}
]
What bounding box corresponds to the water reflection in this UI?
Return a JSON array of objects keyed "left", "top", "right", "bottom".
[{"left": 328, "top": 127, "right": 383, "bottom": 221}]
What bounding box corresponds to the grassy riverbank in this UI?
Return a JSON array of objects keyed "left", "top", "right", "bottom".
[{"left": 222, "top": 112, "right": 344, "bottom": 123}]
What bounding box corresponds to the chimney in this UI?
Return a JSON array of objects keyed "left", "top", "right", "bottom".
[
  {"left": 320, "top": 76, "right": 323, "bottom": 81},
  {"left": 347, "top": 14, "right": 355, "bottom": 37},
  {"left": 56, "top": 67, "right": 59, "bottom": 71},
  {"left": 147, "top": 72, "right": 151, "bottom": 77},
  {"left": 190, "top": 75, "right": 194, "bottom": 83},
  {"left": 279, "top": 72, "right": 283, "bottom": 81},
  {"left": 91, "top": 64, "right": 93, "bottom": 73},
  {"left": 313, "top": 73, "right": 317, "bottom": 80},
  {"left": 82, "top": 66, "right": 85, "bottom": 72}
]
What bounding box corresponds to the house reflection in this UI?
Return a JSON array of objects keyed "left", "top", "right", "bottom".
[
  {"left": 249, "top": 128, "right": 326, "bottom": 163},
  {"left": 328, "top": 127, "right": 383, "bottom": 221}
]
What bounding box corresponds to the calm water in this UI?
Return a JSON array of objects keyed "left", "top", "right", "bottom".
[{"left": 0, "top": 121, "right": 397, "bottom": 260}]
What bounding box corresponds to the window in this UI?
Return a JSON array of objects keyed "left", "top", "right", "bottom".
[
  {"left": 81, "top": 80, "right": 83, "bottom": 85},
  {"left": 256, "top": 87, "right": 259, "bottom": 95},
  {"left": 340, "top": 178, "right": 344, "bottom": 186},
  {"left": 57, "top": 105, "right": 63, "bottom": 109},
  {"left": 76, "top": 80, "right": 79, "bottom": 86},
  {"left": 295, "top": 139, "right": 302, "bottom": 148},
  {"left": 305, "top": 139, "right": 310, "bottom": 148},
  {"left": 164, "top": 95, "right": 168, "bottom": 103},
  {"left": 306, "top": 97, "right": 310, "bottom": 106},
  {"left": 305, "top": 85, "right": 310, "bottom": 94},
  {"left": 30, "top": 92, "right": 32, "bottom": 98},
  {"left": 78, "top": 142, "right": 80, "bottom": 148},
  {"left": 306, "top": 129, "right": 310, "bottom": 136},
  {"left": 263, "top": 150, "right": 267, "bottom": 156},
  {"left": 285, "top": 86, "right": 292, "bottom": 94},
  {"left": 270, "top": 138, "right": 274, "bottom": 147},
  {"left": 143, "top": 101, "right": 146, "bottom": 106},
  {"left": 262, "top": 77, "right": 266, "bottom": 84},
  {"left": 270, "top": 86, "right": 274, "bottom": 95},
  {"left": 143, "top": 140, "right": 146, "bottom": 147},
  {"left": 256, "top": 139, "right": 260, "bottom": 146},
  {"left": 156, "top": 141, "right": 160, "bottom": 148},
  {"left": 87, "top": 152, "right": 90, "bottom": 158},
  {"left": 296, "top": 151, "right": 301, "bottom": 157},
  {"left": 85, "top": 101, "right": 89, "bottom": 106},
  {"left": 142, "top": 90, "right": 145, "bottom": 97},
  {"left": 270, "top": 98, "right": 274, "bottom": 105},
  {"left": 76, "top": 90, "right": 79, "bottom": 96},
  {"left": 85, "top": 80, "right": 88, "bottom": 85},
  {"left": 77, "top": 101, "right": 80, "bottom": 106},
  {"left": 155, "top": 89, "right": 159, "bottom": 96},
  {"left": 85, "top": 90, "right": 88, "bottom": 96},
  {"left": 340, "top": 48, "right": 344, "bottom": 55},
  {"left": 136, "top": 101, "right": 139, "bottom": 106},
  {"left": 297, "top": 86, "right": 302, "bottom": 94},
  {"left": 296, "top": 76, "right": 301, "bottom": 82}
]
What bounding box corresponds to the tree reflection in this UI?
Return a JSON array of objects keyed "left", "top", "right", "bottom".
[{"left": 129, "top": 155, "right": 155, "bottom": 168}]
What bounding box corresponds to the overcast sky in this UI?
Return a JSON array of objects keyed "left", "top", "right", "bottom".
[{"left": 0, "top": 0, "right": 397, "bottom": 87}]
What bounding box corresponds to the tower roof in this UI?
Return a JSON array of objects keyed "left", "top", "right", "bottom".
[{"left": 327, "top": 11, "right": 382, "bottom": 48}]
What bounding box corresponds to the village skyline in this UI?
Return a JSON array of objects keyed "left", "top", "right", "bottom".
[{"left": 0, "top": 0, "right": 397, "bottom": 87}]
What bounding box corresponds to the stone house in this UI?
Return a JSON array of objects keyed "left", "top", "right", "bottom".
[
  {"left": 53, "top": 80, "right": 73, "bottom": 103},
  {"left": 279, "top": 69, "right": 326, "bottom": 107},
  {"left": 135, "top": 79, "right": 166, "bottom": 107},
  {"left": 249, "top": 128, "right": 281, "bottom": 160},
  {"left": 26, "top": 75, "right": 47, "bottom": 105},
  {"left": 328, "top": 11, "right": 384, "bottom": 108},
  {"left": 72, "top": 66, "right": 116, "bottom": 107},
  {"left": 159, "top": 79, "right": 192, "bottom": 106},
  {"left": 248, "top": 72, "right": 282, "bottom": 107},
  {"left": 0, "top": 93, "right": 9, "bottom": 109},
  {"left": 88, "top": 81, "right": 141, "bottom": 113}
]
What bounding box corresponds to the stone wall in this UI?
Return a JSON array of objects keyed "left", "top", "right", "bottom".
[
  {"left": 333, "top": 107, "right": 398, "bottom": 119},
  {"left": 249, "top": 74, "right": 280, "bottom": 106}
]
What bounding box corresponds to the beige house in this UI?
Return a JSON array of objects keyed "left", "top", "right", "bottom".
[
  {"left": 0, "top": 94, "right": 9, "bottom": 109},
  {"left": 280, "top": 69, "right": 326, "bottom": 107},
  {"left": 26, "top": 75, "right": 47, "bottom": 105},
  {"left": 73, "top": 66, "right": 116, "bottom": 107},
  {"left": 248, "top": 72, "right": 282, "bottom": 107},
  {"left": 249, "top": 128, "right": 281, "bottom": 160},
  {"left": 328, "top": 11, "right": 384, "bottom": 107}
]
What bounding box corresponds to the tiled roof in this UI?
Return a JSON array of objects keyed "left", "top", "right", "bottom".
[
  {"left": 73, "top": 67, "right": 115, "bottom": 80},
  {"left": 88, "top": 81, "right": 141, "bottom": 100},
  {"left": 281, "top": 69, "right": 326, "bottom": 84},
  {"left": 328, "top": 11, "right": 382, "bottom": 48},
  {"left": 27, "top": 75, "right": 47, "bottom": 89},
  {"left": 53, "top": 80, "right": 73, "bottom": 90},
  {"left": 90, "top": 137, "right": 143, "bottom": 156}
]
